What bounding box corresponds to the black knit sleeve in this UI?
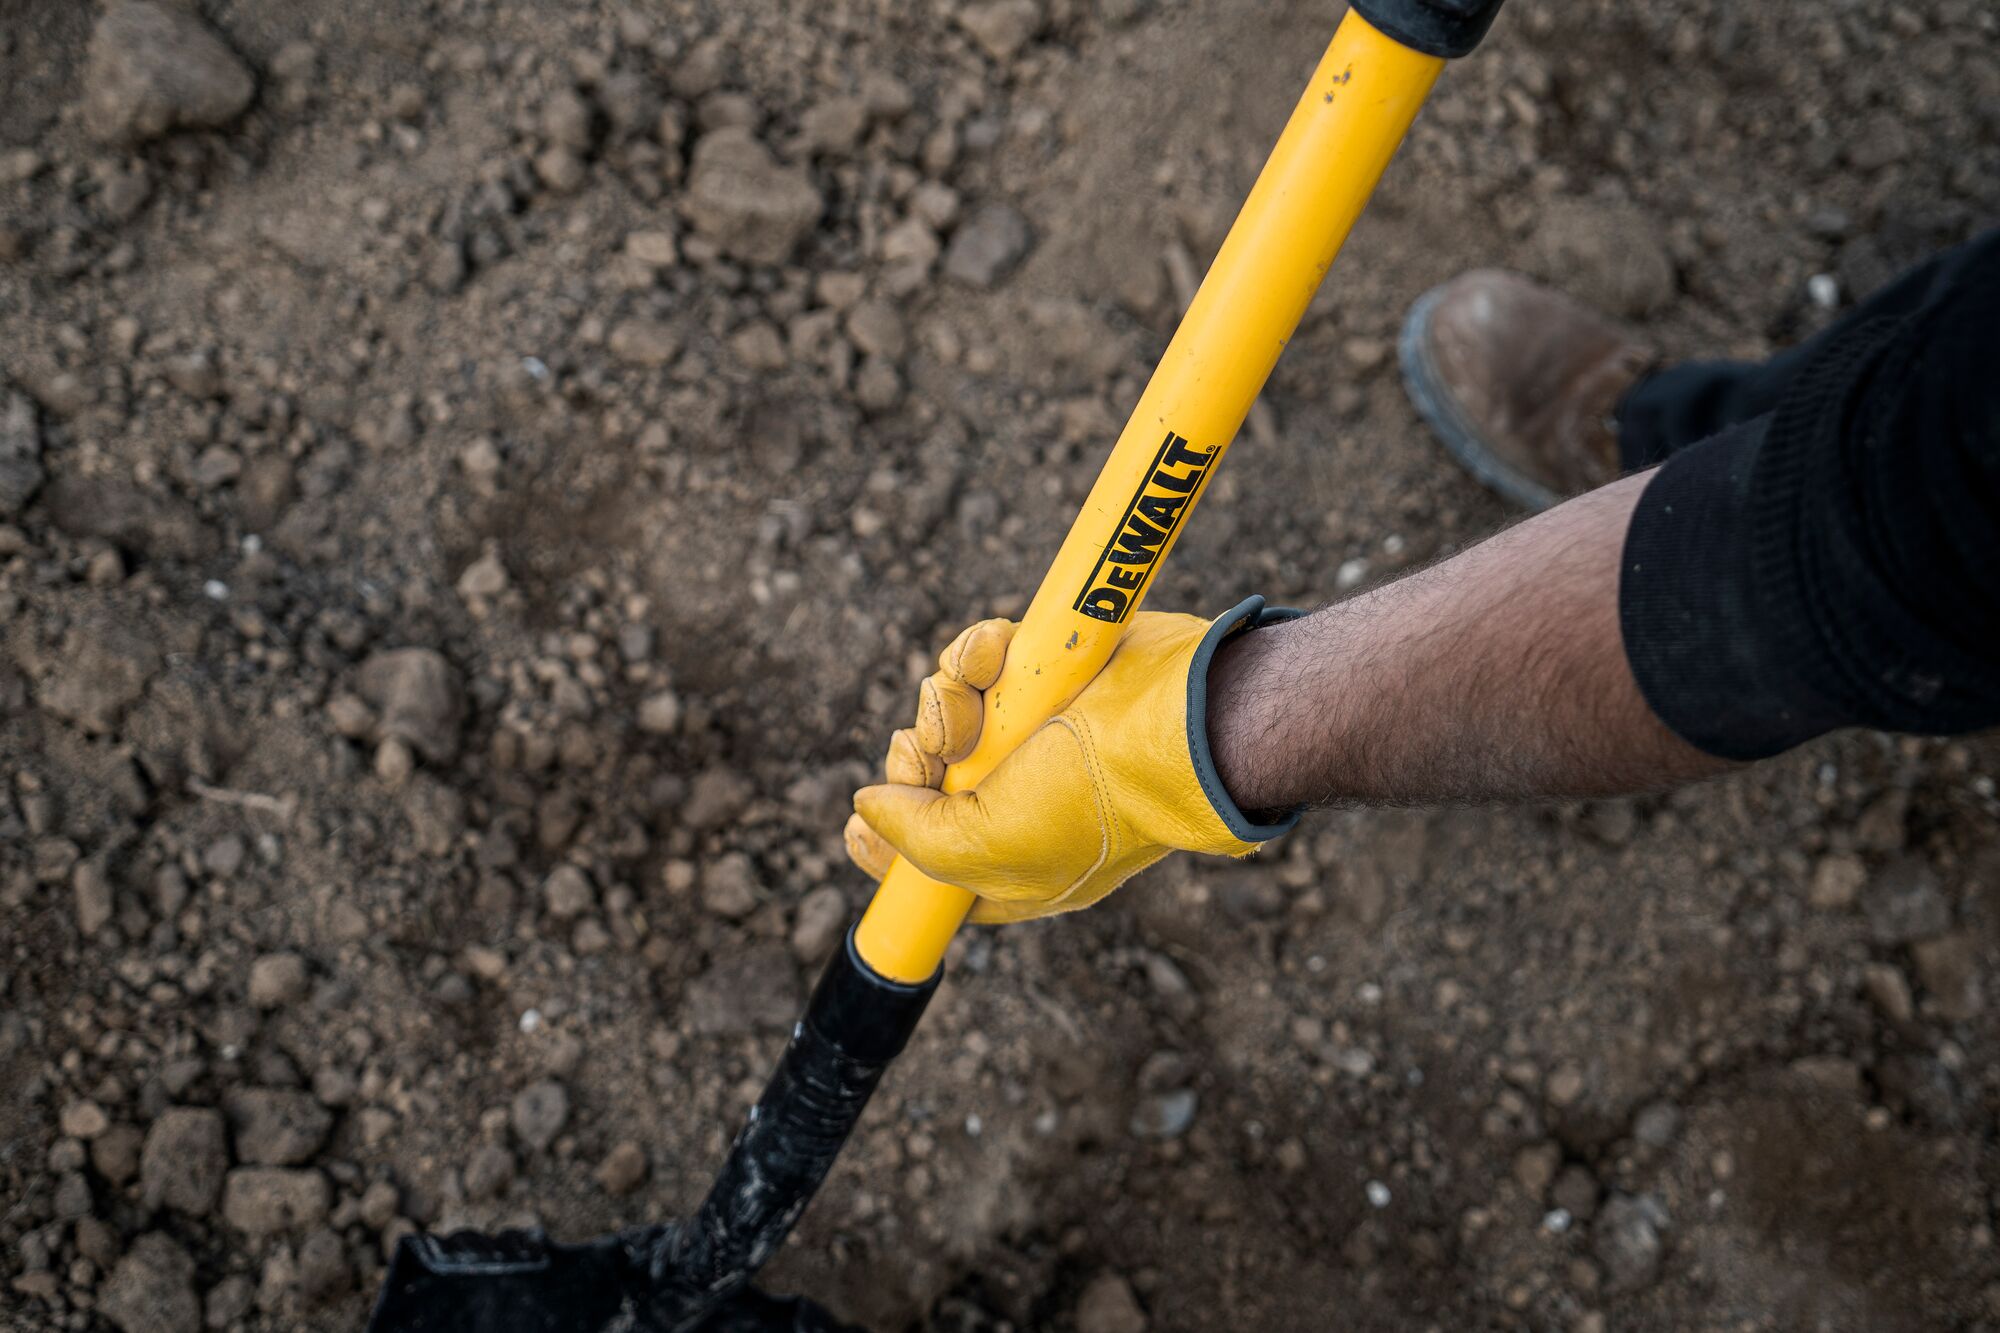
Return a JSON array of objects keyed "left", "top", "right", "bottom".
[{"left": 1619, "top": 259, "right": 2000, "bottom": 761}]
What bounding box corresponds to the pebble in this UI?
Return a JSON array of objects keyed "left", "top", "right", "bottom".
[
  {"left": 608, "top": 318, "right": 682, "bottom": 367},
  {"left": 682, "top": 768, "right": 753, "bottom": 831},
  {"left": 296, "top": 1228, "right": 352, "bottom": 1303},
  {"left": 141, "top": 1107, "right": 228, "bottom": 1215},
  {"left": 1863, "top": 961, "right": 1916, "bottom": 1023},
  {"left": 1074, "top": 1271, "right": 1149, "bottom": 1333},
  {"left": 1808, "top": 852, "right": 1865, "bottom": 910},
  {"left": 60, "top": 1099, "right": 110, "bottom": 1140},
  {"left": 1130, "top": 1088, "right": 1197, "bottom": 1140},
  {"left": 73, "top": 861, "right": 115, "bottom": 936},
  {"left": 944, "top": 203, "right": 1032, "bottom": 288},
  {"left": 543, "top": 865, "right": 596, "bottom": 919},
  {"left": 82, "top": 0, "right": 255, "bottom": 144},
  {"left": 683, "top": 128, "right": 823, "bottom": 265},
  {"left": 637, "top": 689, "right": 682, "bottom": 734},
  {"left": 464, "top": 1144, "right": 517, "bottom": 1201},
  {"left": 594, "top": 1140, "right": 648, "bottom": 1196},
  {"left": 511, "top": 1079, "right": 570, "bottom": 1152},
  {"left": 248, "top": 951, "right": 309, "bottom": 1008},
  {"left": 355, "top": 647, "right": 464, "bottom": 763}
]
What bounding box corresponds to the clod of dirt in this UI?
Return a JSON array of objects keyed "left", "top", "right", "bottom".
[
  {"left": 222, "top": 1167, "right": 332, "bottom": 1234},
  {"left": 82, "top": 0, "right": 256, "bottom": 145},
  {"left": 510, "top": 1079, "right": 570, "bottom": 1152},
  {"left": 355, "top": 647, "right": 464, "bottom": 763},
  {"left": 682, "top": 767, "right": 754, "bottom": 831},
  {"left": 1523, "top": 198, "right": 1675, "bottom": 319},
  {"left": 98, "top": 1232, "right": 201, "bottom": 1333},
  {"left": 140, "top": 1107, "right": 229, "bottom": 1215},
  {"left": 684, "top": 943, "right": 801, "bottom": 1035},
  {"left": 700, "top": 852, "right": 761, "bottom": 920},
  {"left": 543, "top": 864, "right": 596, "bottom": 919},
  {"left": 1591, "top": 1192, "right": 1669, "bottom": 1293},
  {"left": 248, "top": 951, "right": 310, "bottom": 1008},
  {"left": 1862, "top": 854, "right": 1952, "bottom": 944},
  {"left": 73, "top": 861, "right": 115, "bottom": 936},
  {"left": 957, "top": 0, "right": 1044, "bottom": 63},
  {"left": 637, "top": 688, "right": 681, "bottom": 734},
  {"left": 42, "top": 474, "right": 211, "bottom": 561},
  {"left": 594, "top": 1140, "right": 648, "bottom": 1196},
  {"left": 944, "top": 204, "right": 1033, "bottom": 288},
  {"left": 226, "top": 1088, "right": 334, "bottom": 1167},
  {"left": 297, "top": 1227, "right": 354, "bottom": 1303},
  {"left": 683, "top": 127, "right": 824, "bottom": 266},
  {"left": 608, "top": 318, "right": 682, "bottom": 368},
  {"left": 36, "top": 616, "right": 161, "bottom": 736},
  {"left": 464, "top": 1144, "right": 516, "bottom": 1202},
  {"left": 1074, "top": 1271, "right": 1149, "bottom": 1333},
  {"left": 1910, "top": 933, "right": 1982, "bottom": 1020}
]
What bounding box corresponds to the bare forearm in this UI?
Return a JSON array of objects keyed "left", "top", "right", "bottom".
[{"left": 1207, "top": 471, "right": 1732, "bottom": 811}]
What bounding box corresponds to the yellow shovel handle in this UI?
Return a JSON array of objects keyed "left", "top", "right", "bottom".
[{"left": 854, "top": 11, "right": 1445, "bottom": 982}]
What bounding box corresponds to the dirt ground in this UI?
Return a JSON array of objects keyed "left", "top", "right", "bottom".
[{"left": 4, "top": 0, "right": 1999, "bottom": 1329}]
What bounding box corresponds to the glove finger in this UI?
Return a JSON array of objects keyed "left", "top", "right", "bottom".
[
  {"left": 842, "top": 812, "right": 896, "bottom": 881},
  {"left": 939, "top": 618, "right": 1017, "bottom": 691},
  {"left": 884, "top": 728, "right": 945, "bottom": 789},
  {"left": 852, "top": 783, "right": 995, "bottom": 888},
  {"left": 914, "top": 672, "right": 982, "bottom": 763},
  {"left": 967, "top": 895, "right": 1056, "bottom": 925}
]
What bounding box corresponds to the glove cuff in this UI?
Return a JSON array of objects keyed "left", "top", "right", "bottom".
[{"left": 1186, "top": 595, "right": 1306, "bottom": 844}]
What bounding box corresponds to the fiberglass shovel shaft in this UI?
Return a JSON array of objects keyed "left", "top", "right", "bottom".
[{"left": 852, "top": 10, "right": 1446, "bottom": 983}]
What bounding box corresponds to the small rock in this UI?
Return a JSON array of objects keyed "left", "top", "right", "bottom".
[
  {"left": 44, "top": 475, "right": 209, "bottom": 560},
  {"left": 61, "top": 1099, "right": 110, "bottom": 1139},
  {"left": 533, "top": 144, "right": 587, "bottom": 194},
  {"left": 684, "top": 943, "right": 801, "bottom": 1036},
  {"left": 73, "top": 861, "right": 115, "bottom": 936},
  {"left": 359, "top": 1180, "right": 400, "bottom": 1230},
  {"left": 683, "top": 127, "right": 823, "bottom": 265},
  {"left": 1130, "top": 1088, "right": 1197, "bottom": 1140},
  {"left": 1862, "top": 854, "right": 1951, "bottom": 944},
  {"left": 637, "top": 689, "right": 681, "bottom": 735},
  {"left": 225, "top": 1089, "right": 333, "bottom": 1166},
  {"left": 626, "top": 230, "right": 679, "bottom": 266},
  {"left": 1863, "top": 961, "right": 1916, "bottom": 1023},
  {"left": 203, "top": 1274, "right": 254, "bottom": 1327},
  {"left": 608, "top": 318, "right": 681, "bottom": 367},
  {"left": 593, "top": 1140, "right": 647, "bottom": 1196},
  {"left": 0, "top": 392, "right": 43, "bottom": 518},
  {"left": 1551, "top": 1164, "right": 1601, "bottom": 1221},
  {"left": 356, "top": 647, "right": 464, "bottom": 763},
  {"left": 700, "top": 853, "right": 761, "bottom": 919},
  {"left": 1591, "top": 1193, "right": 1668, "bottom": 1293},
  {"left": 790, "top": 885, "right": 848, "bottom": 963},
  {"left": 1074, "top": 1271, "right": 1148, "bottom": 1333},
  {"left": 221, "top": 1168, "right": 330, "bottom": 1234},
  {"left": 1911, "top": 933, "right": 1983, "bottom": 1020},
  {"left": 248, "top": 951, "right": 309, "bottom": 1008},
  {"left": 511, "top": 1079, "right": 570, "bottom": 1152},
  {"left": 1631, "top": 1101, "right": 1681, "bottom": 1149},
  {"left": 944, "top": 204, "right": 1032, "bottom": 288},
  {"left": 38, "top": 616, "right": 161, "bottom": 735},
  {"left": 1546, "top": 1061, "right": 1586, "bottom": 1107},
  {"left": 1513, "top": 1141, "right": 1561, "bottom": 1196},
  {"left": 799, "top": 97, "right": 868, "bottom": 156},
  {"left": 141, "top": 1108, "right": 229, "bottom": 1215},
  {"left": 456, "top": 548, "right": 508, "bottom": 600},
  {"left": 82, "top": 0, "right": 256, "bottom": 144},
  {"left": 1808, "top": 852, "right": 1866, "bottom": 910},
  {"left": 99, "top": 1233, "right": 199, "bottom": 1333},
  {"left": 957, "top": 0, "right": 1043, "bottom": 62},
  {"left": 543, "top": 865, "right": 596, "bottom": 920},
  {"left": 682, "top": 768, "right": 753, "bottom": 830},
  {"left": 92, "top": 1124, "right": 144, "bottom": 1184}
]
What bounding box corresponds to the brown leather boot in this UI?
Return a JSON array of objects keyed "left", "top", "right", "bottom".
[{"left": 1398, "top": 269, "right": 1655, "bottom": 511}]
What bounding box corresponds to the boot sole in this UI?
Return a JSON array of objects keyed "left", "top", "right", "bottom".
[{"left": 1398, "top": 284, "right": 1561, "bottom": 513}]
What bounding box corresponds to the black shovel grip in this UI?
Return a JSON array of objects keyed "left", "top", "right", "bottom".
[{"left": 1352, "top": 0, "right": 1506, "bottom": 58}]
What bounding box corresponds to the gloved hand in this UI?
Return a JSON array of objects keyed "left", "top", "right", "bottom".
[{"left": 844, "top": 597, "right": 1300, "bottom": 923}]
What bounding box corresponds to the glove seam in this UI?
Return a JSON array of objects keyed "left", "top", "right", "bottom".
[{"left": 1046, "top": 713, "right": 1113, "bottom": 907}]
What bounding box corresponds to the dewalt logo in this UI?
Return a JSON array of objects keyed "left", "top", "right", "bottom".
[{"left": 1072, "top": 430, "right": 1216, "bottom": 623}]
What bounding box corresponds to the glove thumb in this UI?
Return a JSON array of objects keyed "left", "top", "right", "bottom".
[{"left": 851, "top": 783, "right": 992, "bottom": 889}]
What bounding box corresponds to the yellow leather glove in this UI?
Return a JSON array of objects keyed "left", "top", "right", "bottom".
[{"left": 844, "top": 597, "right": 1300, "bottom": 923}]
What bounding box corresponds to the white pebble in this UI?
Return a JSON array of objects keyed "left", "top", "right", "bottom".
[
  {"left": 521, "top": 355, "right": 551, "bottom": 381},
  {"left": 203, "top": 579, "right": 229, "bottom": 600},
  {"left": 519, "top": 1008, "right": 542, "bottom": 1033},
  {"left": 964, "top": 1113, "right": 982, "bottom": 1137},
  {"left": 1542, "top": 1207, "right": 1572, "bottom": 1234},
  {"left": 1807, "top": 273, "right": 1840, "bottom": 309},
  {"left": 1336, "top": 557, "right": 1369, "bottom": 591},
  {"left": 1365, "top": 1180, "right": 1391, "bottom": 1208}
]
